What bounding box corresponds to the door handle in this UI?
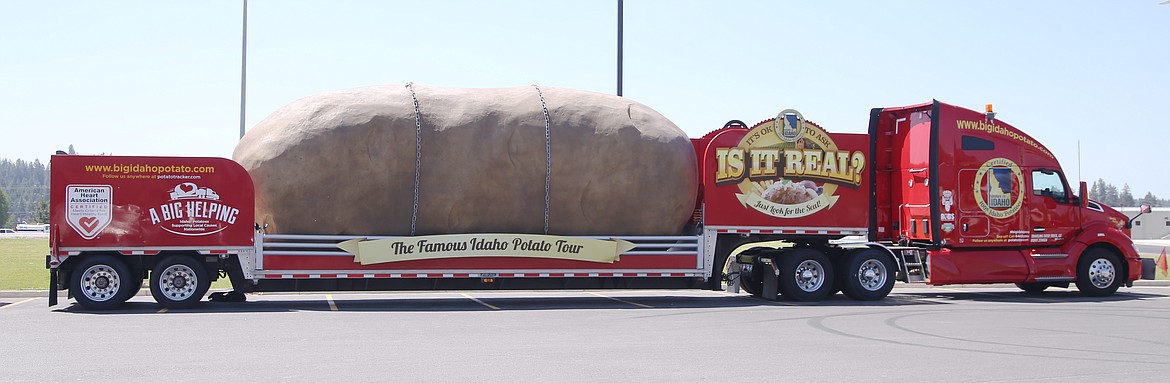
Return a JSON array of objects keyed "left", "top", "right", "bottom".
[{"left": 1033, "top": 227, "right": 1046, "bottom": 233}]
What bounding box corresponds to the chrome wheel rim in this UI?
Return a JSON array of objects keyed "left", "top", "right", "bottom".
[
  {"left": 80, "top": 264, "right": 120, "bottom": 302},
  {"left": 158, "top": 264, "right": 199, "bottom": 301},
  {"left": 1088, "top": 258, "right": 1116, "bottom": 289},
  {"left": 857, "top": 258, "right": 888, "bottom": 291},
  {"left": 794, "top": 260, "right": 826, "bottom": 292}
]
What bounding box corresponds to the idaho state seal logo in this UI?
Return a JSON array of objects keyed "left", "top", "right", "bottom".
[{"left": 974, "top": 157, "right": 1024, "bottom": 219}]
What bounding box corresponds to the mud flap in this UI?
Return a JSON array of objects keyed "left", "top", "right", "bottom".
[
  {"left": 1141, "top": 258, "right": 1155, "bottom": 280},
  {"left": 761, "top": 257, "right": 780, "bottom": 301},
  {"left": 48, "top": 267, "right": 58, "bottom": 307}
]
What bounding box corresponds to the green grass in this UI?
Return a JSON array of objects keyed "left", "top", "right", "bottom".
[
  {"left": 0, "top": 238, "right": 50, "bottom": 290},
  {"left": 0, "top": 237, "right": 234, "bottom": 290}
]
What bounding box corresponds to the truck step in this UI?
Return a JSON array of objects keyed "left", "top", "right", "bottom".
[{"left": 891, "top": 247, "right": 930, "bottom": 284}]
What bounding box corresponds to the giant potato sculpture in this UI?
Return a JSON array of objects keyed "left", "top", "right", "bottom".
[{"left": 233, "top": 84, "right": 698, "bottom": 236}]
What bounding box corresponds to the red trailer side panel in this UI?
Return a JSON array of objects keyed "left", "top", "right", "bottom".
[
  {"left": 700, "top": 115, "right": 870, "bottom": 233},
  {"left": 50, "top": 155, "right": 255, "bottom": 250}
]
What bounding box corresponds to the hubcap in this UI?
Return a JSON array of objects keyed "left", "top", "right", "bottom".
[
  {"left": 158, "top": 264, "right": 199, "bottom": 301},
  {"left": 1088, "top": 258, "right": 1116, "bottom": 289},
  {"left": 794, "top": 260, "right": 825, "bottom": 292},
  {"left": 80, "top": 264, "right": 120, "bottom": 302},
  {"left": 857, "top": 259, "right": 888, "bottom": 291}
]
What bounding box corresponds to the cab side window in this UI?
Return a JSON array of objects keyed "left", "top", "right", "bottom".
[{"left": 1031, "top": 170, "right": 1068, "bottom": 201}]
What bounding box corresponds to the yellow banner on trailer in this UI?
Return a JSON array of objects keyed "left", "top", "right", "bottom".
[{"left": 337, "top": 234, "right": 637, "bottom": 265}]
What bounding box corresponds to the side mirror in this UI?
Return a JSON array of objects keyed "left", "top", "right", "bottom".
[{"left": 1127, "top": 204, "right": 1153, "bottom": 229}]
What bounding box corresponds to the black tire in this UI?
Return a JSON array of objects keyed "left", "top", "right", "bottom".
[
  {"left": 734, "top": 257, "right": 763, "bottom": 297},
  {"left": 1015, "top": 282, "right": 1049, "bottom": 294},
  {"left": 838, "top": 249, "right": 896, "bottom": 301},
  {"left": 738, "top": 268, "right": 761, "bottom": 297},
  {"left": 734, "top": 248, "right": 773, "bottom": 297},
  {"left": 825, "top": 281, "right": 841, "bottom": 297},
  {"left": 150, "top": 255, "right": 211, "bottom": 309},
  {"left": 776, "top": 248, "right": 835, "bottom": 302},
  {"left": 723, "top": 253, "right": 761, "bottom": 296},
  {"left": 1074, "top": 248, "right": 1123, "bottom": 297},
  {"left": 126, "top": 269, "right": 145, "bottom": 298},
  {"left": 69, "top": 255, "right": 134, "bottom": 310}
]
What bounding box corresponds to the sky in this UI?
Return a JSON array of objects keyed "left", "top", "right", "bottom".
[{"left": 2, "top": 0, "right": 1168, "bottom": 197}]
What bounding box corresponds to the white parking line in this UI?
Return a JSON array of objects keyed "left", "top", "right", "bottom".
[
  {"left": 0, "top": 297, "right": 37, "bottom": 310},
  {"left": 326, "top": 294, "right": 338, "bottom": 311},
  {"left": 460, "top": 293, "right": 501, "bottom": 310},
  {"left": 586, "top": 291, "right": 654, "bottom": 308}
]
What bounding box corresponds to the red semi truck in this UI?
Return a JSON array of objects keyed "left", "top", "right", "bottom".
[{"left": 47, "top": 101, "right": 1148, "bottom": 309}]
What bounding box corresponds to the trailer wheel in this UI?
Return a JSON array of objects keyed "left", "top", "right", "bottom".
[
  {"left": 150, "top": 255, "right": 211, "bottom": 309},
  {"left": 1014, "top": 282, "right": 1049, "bottom": 294},
  {"left": 777, "top": 249, "right": 835, "bottom": 301},
  {"left": 838, "top": 249, "right": 896, "bottom": 301},
  {"left": 1074, "top": 248, "right": 1122, "bottom": 297},
  {"left": 69, "top": 255, "right": 134, "bottom": 310}
]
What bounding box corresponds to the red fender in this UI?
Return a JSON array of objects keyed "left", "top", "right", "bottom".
[{"left": 1070, "top": 222, "right": 1142, "bottom": 283}]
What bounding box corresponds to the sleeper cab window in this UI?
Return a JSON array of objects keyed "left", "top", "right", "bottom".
[{"left": 961, "top": 135, "right": 995, "bottom": 151}]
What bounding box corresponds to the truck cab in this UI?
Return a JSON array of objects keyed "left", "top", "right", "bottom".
[{"left": 869, "top": 101, "right": 1141, "bottom": 294}]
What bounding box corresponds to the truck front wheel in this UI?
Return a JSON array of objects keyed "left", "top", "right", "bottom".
[
  {"left": 1074, "top": 248, "right": 1122, "bottom": 297},
  {"left": 150, "top": 255, "right": 211, "bottom": 309},
  {"left": 838, "top": 249, "right": 896, "bottom": 301},
  {"left": 69, "top": 255, "right": 135, "bottom": 310},
  {"left": 777, "top": 249, "right": 835, "bottom": 301}
]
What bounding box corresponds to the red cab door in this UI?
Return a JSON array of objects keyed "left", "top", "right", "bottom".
[{"left": 1024, "top": 168, "right": 1080, "bottom": 278}]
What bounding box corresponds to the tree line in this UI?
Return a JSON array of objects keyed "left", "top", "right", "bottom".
[
  {"left": 1087, "top": 179, "right": 1168, "bottom": 208},
  {"left": 0, "top": 158, "right": 51, "bottom": 227}
]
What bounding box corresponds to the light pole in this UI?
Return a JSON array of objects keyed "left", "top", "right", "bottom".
[
  {"left": 617, "top": 0, "right": 623, "bottom": 97},
  {"left": 239, "top": 0, "right": 248, "bottom": 139}
]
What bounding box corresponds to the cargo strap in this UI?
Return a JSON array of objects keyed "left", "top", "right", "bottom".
[
  {"left": 406, "top": 83, "right": 422, "bottom": 236},
  {"left": 533, "top": 85, "right": 552, "bottom": 234}
]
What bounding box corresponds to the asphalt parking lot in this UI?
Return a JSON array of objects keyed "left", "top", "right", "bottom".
[{"left": 2, "top": 285, "right": 1169, "bottom": 382}]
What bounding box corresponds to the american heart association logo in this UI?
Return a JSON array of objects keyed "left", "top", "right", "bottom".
[
  {"left": 66, "top": 184, "right": 113, "bottom": 240},
  {"left": 79, "top": 216, "right": 101, "bottom": 232}
]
